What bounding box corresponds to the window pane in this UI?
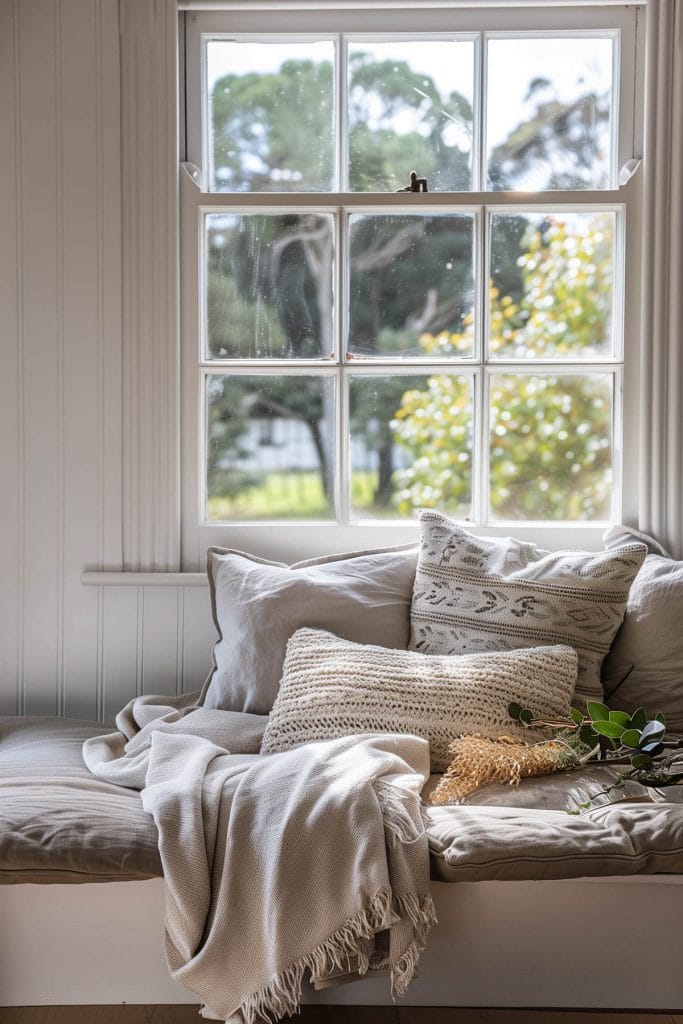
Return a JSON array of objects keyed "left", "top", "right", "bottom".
[
  {"left": 348, "top": 213, "right": 475, "bottom": 359},
  {"left": 347, "top": 40, "right": 474, "bottom": 192},
  {"left": 206, "top": 40, "right": 334, "bottom": 192},
  {"left": 489, "top": 212, "right": 616, "bottom": 360},
  {"left": 489, "top": 373, "right": 613, "bottom": 521},
  {"left": 486, "top": 36, "right": 614, "bottom": 191},
  {"left": 205, "top": 214, "right": 334, "bottom": 360},
  {"left": 350, "top": 373, "right": 474, "bottom": 520},
  {"left": 206, "top": 375, "right": 336, "bottom": 521}
]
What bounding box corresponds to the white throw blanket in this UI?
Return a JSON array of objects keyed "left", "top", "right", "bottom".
[{"left": 84, "top": 695, "right": 436, "bottom": 1024}]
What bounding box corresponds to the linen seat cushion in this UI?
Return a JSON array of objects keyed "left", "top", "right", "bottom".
[
  {"left": 260, "top": 627, "right": 577, "bottom": 771},
  {"left": 426, "top": 792, "right": 683, "bottom": 883},
  {"left": 202, "top": 543, "right": 418, "bottom": 714},
  {"left": 0, "top": 716, "right": 162, "bottom": 883},
  {"left": 410, "top": 510, "right": 647, "bottom": 705},
  {"left": 602, "top": 525, "right": 683, "bottom": 730}
]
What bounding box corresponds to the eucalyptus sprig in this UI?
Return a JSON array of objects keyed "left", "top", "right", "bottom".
[{"left": 508, "top": 700, "right": 683, "bottom": 812}]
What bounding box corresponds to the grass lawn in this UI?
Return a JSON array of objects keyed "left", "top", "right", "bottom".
[{"left": 207, "top": 470, "right": 397, "bottom": 521}]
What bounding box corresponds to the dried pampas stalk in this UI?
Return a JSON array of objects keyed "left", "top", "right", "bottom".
[{"left": 430, "top": 734, "right": 577, "bottom": 806}]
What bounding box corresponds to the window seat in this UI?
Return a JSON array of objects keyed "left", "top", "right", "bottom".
[
  {"left": 4, "top": 714, "right": 683, "bottom": 886},
  {"left": 2, "top": 713, "right": 683, "bottom": 1009}
]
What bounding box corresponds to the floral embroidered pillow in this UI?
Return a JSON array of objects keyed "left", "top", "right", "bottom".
[{"left": 410, "top": 510, "right": 646, "bottom": 705}]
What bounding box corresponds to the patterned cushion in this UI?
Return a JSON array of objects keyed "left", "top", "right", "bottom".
[
  {"left": 410, "top": 511, "right": 647, "bottom": 705},
  {"left": 260, "top": 627, "right": 578, "bottom": 771}
]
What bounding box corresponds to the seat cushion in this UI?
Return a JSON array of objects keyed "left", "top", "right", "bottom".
[
  {"left": 0, "top": 716, "right": 161, "bottom": 883},
  {"left": 424, "top": 768, "right": 683, "bottom": 883}
]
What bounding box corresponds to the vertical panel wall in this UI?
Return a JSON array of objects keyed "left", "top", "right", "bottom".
[
  {"left": 0, "top": 0, "right": 124, "bottom": 719},
  {"left": 0, "top": 0, "right": 22, "bottom": 715},
  {"left": 0, "top": 0, "right": 215, "bottom": 722}
]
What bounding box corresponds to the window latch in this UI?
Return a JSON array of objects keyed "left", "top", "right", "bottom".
[
  {"left": 181, "top": 162, "right": 204, "bottom": 190},
  {"left": 619, "top": 158, "right": 641, "bottom": 186},
  {"left": 395, "top": 170, "right": 429, "bottom": 193}
]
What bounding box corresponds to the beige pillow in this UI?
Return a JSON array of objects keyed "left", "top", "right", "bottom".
[
  {"left": 603, "top": 525, "right": 683, "bottom": 730},
  {"left": 201, "top": 544, "right": 418, "bottom": 714},
  {"left": 410, "top": 511, "right": 646, "bottom": 705},
  {"left": 260, "top": 627, "right": 578, "bottom": 771}
]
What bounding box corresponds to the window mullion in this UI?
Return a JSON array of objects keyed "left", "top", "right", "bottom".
[
  {"left": 192, "top": 190, "right": 624, "bottom": 209},
  {"left": 611, "top": 366, "right": 623, "bottom": 524},
  {"left": 338, "top": 34, "right": 347, "bottom": 193},
  {"left": 475, "top": 368, "right": 488, "bottom": 527},
  {"left": 339, "top": 363, "right": 350, "bottom": 526},
  {"left": 474, "top": 31, "right": 485, "bottom": 193},
  {"left": 337, "top": 206, "right": 348, "bottom": 524},
  {"left": 473, "top": 203, "right": 487, "bottom": 526}
]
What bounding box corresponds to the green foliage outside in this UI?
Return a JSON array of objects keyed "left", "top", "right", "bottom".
[
  {"left": 210, "top": 59, "right": 335, "bottom": 192},
  {"left": 206, "top": 470, "right": 385, "bottom": 521},
  {"left": 392, "top": 216, "right": 614, "bottom": 521},
  {"left": 206, "top": 50, "right": 615, "bottom": 522}
]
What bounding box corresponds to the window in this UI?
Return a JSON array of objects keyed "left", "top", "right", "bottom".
[{"left": 180, "top": 5, "right": 643, "bottom": 563}]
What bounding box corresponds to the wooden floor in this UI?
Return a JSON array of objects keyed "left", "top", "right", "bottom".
[{"left": 0, "top": 1009, "right": 680, "bottom": 1023}]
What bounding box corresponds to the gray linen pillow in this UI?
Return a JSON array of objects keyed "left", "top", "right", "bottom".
[
  {"left": 410, "top": 511, "right": 647, "bottom": 705},
  {"left": 603, "top": 525, "right": 683, "bottom": 730},
  {"left": 260, "top": 627, "right": 578, "bottom": 771},
  {"left": 201, "top": 543, "right": 418, "bottom": 714}
]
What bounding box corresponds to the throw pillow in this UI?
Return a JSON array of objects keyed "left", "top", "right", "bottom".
[
  {"left": 602, "top": 525, "right": 683, "bottom": 731},
  {"left": 201, "top": 544, "right": 418, "bottom": 714},
  {"left": 410, "top": 510, "right": 647, "bottom": 705},
  {"left": 260, "top": 627, "right": 578, "bottom": 771}
]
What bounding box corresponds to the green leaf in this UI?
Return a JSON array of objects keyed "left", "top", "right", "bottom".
[
  {"left": 569, "top": 707, "right": 584, "bottom": 726},
  {"left": 620, "top": 729, "right": 641, "bottom": 748},
  {"left": 631, "top": 752, "right": 653, "bottom": 770},
  {"left": 592, "top": 720, "right": 625, "bottom": 739},
  {"left": 579, "top": 725, "right": 598, "bottom": 748},
  {"left": 508, "top": 702, "right": 523, "bottom": 721},
  {"left": 639, "top": 720, "right": 666, "bottom": 747},
  {"left": 608, "top": 710, "right": 631, "bottom": 727},
  {"left": 587, "top": 701, "right": 610, "bottom": 723},
  {"left": 655, "top": 712, "right": 667, "bottom": 726},
  {"left": 630, "top": 707, "right": 647, "bottom": 730},
  {"left": 519, "top": 708, "right": 534, "bottom": 725}
]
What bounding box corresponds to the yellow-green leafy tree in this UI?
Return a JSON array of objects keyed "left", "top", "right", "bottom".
[{"left": 391, "top": 216, "right": 615, "bottom": 520}]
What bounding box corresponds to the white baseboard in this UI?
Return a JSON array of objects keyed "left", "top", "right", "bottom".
[{"left": 2, "top": 876, "right": 682, "bottom": 1009}]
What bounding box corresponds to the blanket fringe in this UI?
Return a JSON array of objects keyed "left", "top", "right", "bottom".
[
  {"left": 389, "top": 892, "right": 438, "bottom": 998},
  {"left": 231, "top": 886, "right": 435, "bottom": 1024},
  {"left": 374, "top": 778, "right": 426, "bottom": 845}
]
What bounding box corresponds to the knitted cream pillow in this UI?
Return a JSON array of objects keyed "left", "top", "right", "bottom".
[
  {"left": 260, "top": 627, "right": 578, "bottom": 771},
  {"left": 411, "top": 510, "right": 647, "bottom": 706}
]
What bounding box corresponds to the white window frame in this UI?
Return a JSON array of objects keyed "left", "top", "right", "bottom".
[{"left": 180, "top": 4, "right": 644, "bottom": 568}]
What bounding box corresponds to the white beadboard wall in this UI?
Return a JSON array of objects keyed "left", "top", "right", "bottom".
[{"left": 0, "top": 0, "right": 215, "bottom": 722}]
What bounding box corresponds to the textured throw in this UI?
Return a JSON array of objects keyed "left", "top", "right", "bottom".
[
  {"left": 84, "top": 694, "right": 435, "bottom": 1024},
  {"left": 411, "top": 510, "right": 647, "bottom": 704},
  {"left": 261, "top": 628, "right": 577, "bottom": 771}
]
